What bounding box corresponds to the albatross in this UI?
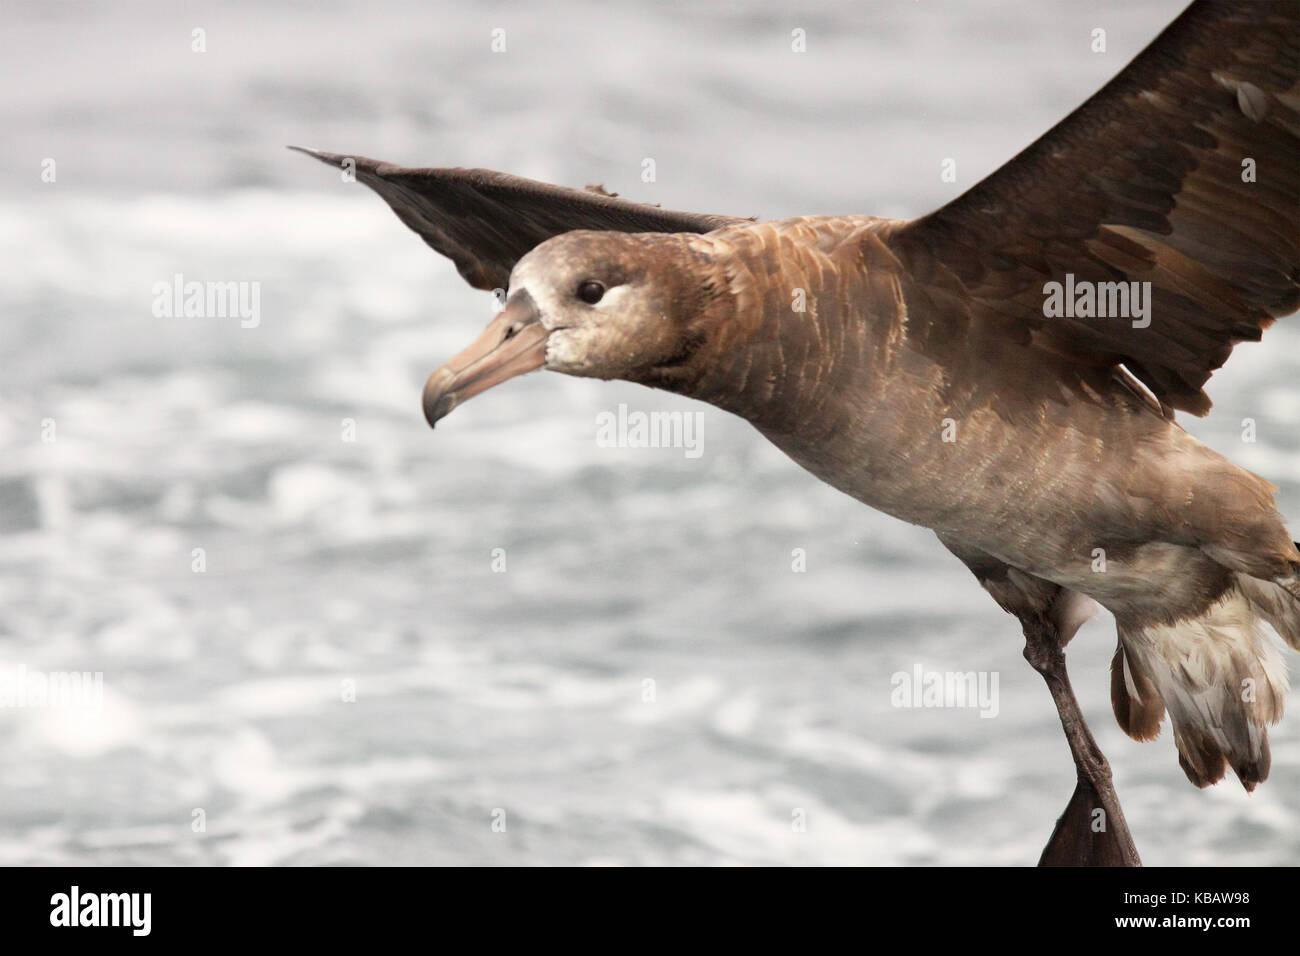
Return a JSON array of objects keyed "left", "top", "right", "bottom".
[{"left": 293, "top": 0, "right": 1299, "bottom": 865}]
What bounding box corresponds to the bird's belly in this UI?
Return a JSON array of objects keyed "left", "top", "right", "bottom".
[
  {"left": 766, "top": 404, "right": 1166, "bottom": 578},
  {"left": 771, "top": 405, "right": 1287, "bottom": 623}
]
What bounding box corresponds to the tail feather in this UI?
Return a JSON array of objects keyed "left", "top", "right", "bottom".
[
  {"left": 1116, "top": 587, "right": 1287, "bottom": 791},
  {"left": 1109, "top": 643, "right": 1165, "bottom": 740}
]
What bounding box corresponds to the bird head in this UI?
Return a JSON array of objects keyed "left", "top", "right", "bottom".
[{"left": 421, "top": 231, "right": 718, "bottom": 427}]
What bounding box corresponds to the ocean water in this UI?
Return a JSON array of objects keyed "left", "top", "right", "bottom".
[{"left": 1, "top": 0, "right": 1297, "bottom": 866}]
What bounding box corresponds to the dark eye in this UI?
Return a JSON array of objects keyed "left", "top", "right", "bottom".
[{"left": 577, "top": 280, "right": 605, "bottom": 305}]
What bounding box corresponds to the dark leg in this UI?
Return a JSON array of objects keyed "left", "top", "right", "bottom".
[{"left": 1021, "top": 612, "right": 1140, "bottom": 866}]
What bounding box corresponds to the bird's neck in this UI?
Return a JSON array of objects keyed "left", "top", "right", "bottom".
[{"left": 651, "top": 229, "right": 904, "bottom": 438}]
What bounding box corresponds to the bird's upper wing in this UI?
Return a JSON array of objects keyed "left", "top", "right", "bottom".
[
  {"left": 290, "top": 147, "right": 747, "bottom": 292},
  {"left": 883, "top": 0, "right": 1299, "bottom": 416}
]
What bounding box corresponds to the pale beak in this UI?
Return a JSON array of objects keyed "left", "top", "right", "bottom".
[{"left": 422, "top": 290, "right": 548, "bottom": 428}]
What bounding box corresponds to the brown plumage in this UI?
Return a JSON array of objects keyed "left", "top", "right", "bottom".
[{"left": 295, "top": 0, "right": 1299, "bottom": 857}]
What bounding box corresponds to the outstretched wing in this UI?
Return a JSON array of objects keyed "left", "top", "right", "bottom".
[
  {"left": 290, "top": 147, "right": 747, "bottom": 292},
  {"left": 885, "top": 0, "right": 1299, "bottom": 416}
]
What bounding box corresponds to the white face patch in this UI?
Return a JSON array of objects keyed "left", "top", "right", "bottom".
[
  {"left": 508, "top": 237, "right": 668, "bottom": 378},
  {"left": 507, "top": 257, "right": 647, "bottom": 375},
  {"left": 587, "top": 283, "right": 635, "bottom": 315},
  {"left": 506, "top": 264, "right": 567, "bottom": 333},
  {"left": 544, "top": 327, "right": 592, "bottom": 372}
]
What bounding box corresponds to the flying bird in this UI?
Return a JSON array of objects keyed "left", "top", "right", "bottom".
[{"left": 293, "top": 0, "right": 1299, "bottom": 865}]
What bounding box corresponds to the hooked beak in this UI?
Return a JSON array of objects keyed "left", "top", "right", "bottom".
[{"left": 422, "top": 290, "right": 549, "bottom": 428}]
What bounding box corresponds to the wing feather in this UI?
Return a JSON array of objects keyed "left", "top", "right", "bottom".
[
  {"left": 290, "top": 147, "right": 746, "bottom": 292},
  {"left": 885, "top": 0, "right": 1299, "bottom": 415}
]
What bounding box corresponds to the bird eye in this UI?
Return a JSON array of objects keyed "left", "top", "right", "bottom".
[{"left": 577, "top": 280, "right": 605, "bottom": 305}]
